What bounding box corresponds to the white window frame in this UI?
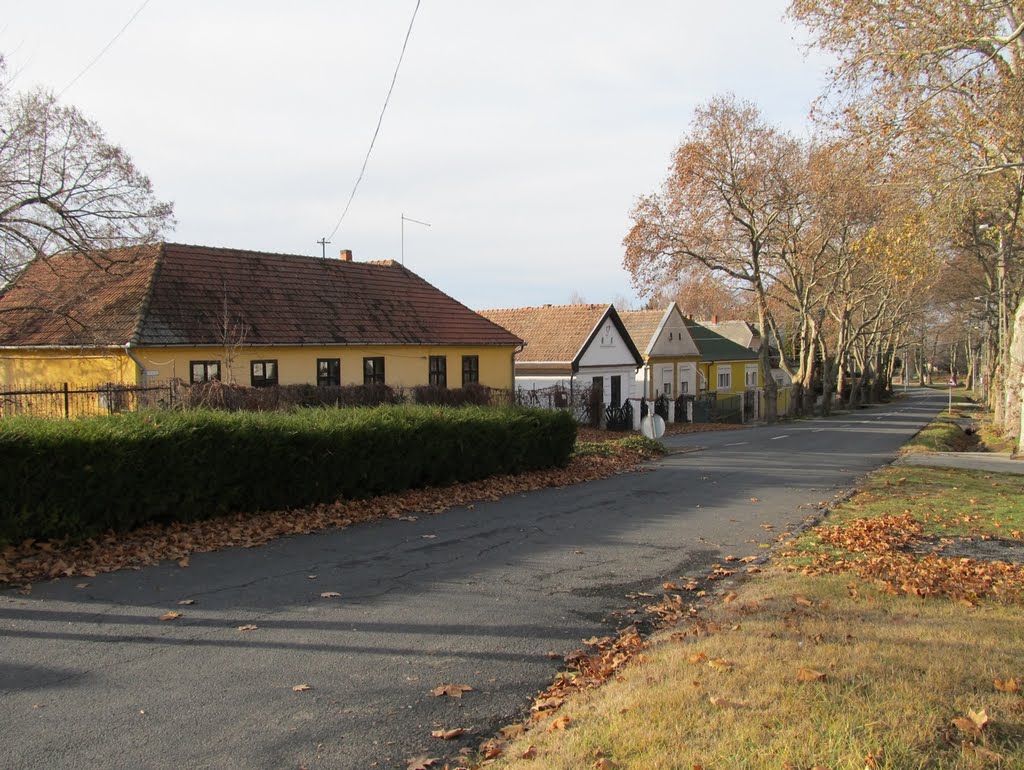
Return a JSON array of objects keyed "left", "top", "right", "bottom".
[
  {"left": 716, "top": 366, "right": 731, "bottom": 391},
  {"left": 745, "top": 364, "right": 759, "bottom": 387}
]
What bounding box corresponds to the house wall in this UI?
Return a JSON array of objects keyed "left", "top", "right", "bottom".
[
  {"left": 514, "top": 366, "right": 638, "bottom": 406},
  {"left": 577, "top": 321, "right": 637, "bottom": 368},
  {"left": 698, "top": 360, "right": 761, "bottom": 394},
  {"left": 0, "top": 348, "right": 135, "bottom": 386},
  {"left": 635, "top": 357, "right": 701, "bottom": 399},
  {"left": 132, "top": 344, "right": 516, "bottom": 389}
]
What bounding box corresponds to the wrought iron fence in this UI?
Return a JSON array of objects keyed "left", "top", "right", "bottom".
[
  {"left": 604, "top": 399, "right": 633, "bottom": 431},
  {"left": 675, "top": 394, "right": 694, "bottom": 423},
  {"left": 0, "top": 381, "right": 176, "bottom": 419},
  {"left": 514, "top": 384, "right": 600, "bottom": 426}
]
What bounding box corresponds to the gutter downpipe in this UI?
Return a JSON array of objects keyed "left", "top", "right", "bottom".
[{"left": 123, "top": 343, "right": 146, "bottom": 386}]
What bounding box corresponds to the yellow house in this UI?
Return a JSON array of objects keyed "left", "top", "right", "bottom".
[
  {"left": 619, "top": 303, "right": 702, "bottom": 400},
  {"left": 684, "top": 317, "right": 762, "bottom": 394},
  {"left": 0, "top": 243, "right": 521, "bottom": 392}
]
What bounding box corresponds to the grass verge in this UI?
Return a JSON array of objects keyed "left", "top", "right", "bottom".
[{"left": 481, "top": 466, "right": 1024, "bottom": 770}]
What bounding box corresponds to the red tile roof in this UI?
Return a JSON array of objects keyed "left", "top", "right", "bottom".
[
  {"left": 478, "top": 304, "right": 643, "bottom": 369},
  {"left": 0, "top": 243, "right": 521, "bottom": 348},
  {"left": 477, "top": 304, "right": 612, "bottom": 363}
]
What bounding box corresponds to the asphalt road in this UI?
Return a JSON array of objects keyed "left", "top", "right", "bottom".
[{"left": 1, "top": 389, "right": 945, "bottom": 770}]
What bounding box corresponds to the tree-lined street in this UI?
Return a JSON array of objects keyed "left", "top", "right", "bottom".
[{"left": 1, "top": 391, "right": 944, "bottom": 770}]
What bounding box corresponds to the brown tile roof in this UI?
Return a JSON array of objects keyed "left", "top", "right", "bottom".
[
  {"left": 0, "top": 243, "right": 521, "bottom": 348},
  {"left": 478, "top": 304, "right": 643, "bottom": 368},
  {"left": 0, "top": 246, "right": 160, "bottom": 347},
  {"left": 477, "top": 304, "right": 610, "bottom": 363},
  {"left": 618, "top": 309, "right": 664, "bottom": 355}
]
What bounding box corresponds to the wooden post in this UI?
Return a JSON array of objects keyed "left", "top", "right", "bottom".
[{"left": 63, "top": 382, "right": 70, "bottom": 419}]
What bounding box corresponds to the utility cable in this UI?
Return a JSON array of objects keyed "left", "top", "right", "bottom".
[
  {"left": 325, "top": 0, "right": 421, "bottom": 242},
  {"left": 57, "top": 0, "right": 153, "bottom": 98}
]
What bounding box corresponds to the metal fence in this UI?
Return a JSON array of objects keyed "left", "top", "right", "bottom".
[{"left": 0, "top": 382, "right": 176, "bottom": 419}]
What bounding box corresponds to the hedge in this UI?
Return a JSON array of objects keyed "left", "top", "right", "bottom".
[{"left": 0, "top": 405, "right": 577, "bottom": 545}]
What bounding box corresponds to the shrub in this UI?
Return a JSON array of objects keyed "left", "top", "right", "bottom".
[{"left": 0, "top": 405, "right": 576, "bottom": 545}]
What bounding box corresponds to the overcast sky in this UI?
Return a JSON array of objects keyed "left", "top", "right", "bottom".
[{"left": 2, "top": 1, "right": 833, "bottom": 310}]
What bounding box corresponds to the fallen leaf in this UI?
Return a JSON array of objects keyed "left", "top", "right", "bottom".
[
  {"left": 709, "top": 696, "right": 736, "bottom": 707},
  {"left": 750, "top": 497, "right": 760, "bottom": 502},
  {"left": 237, "top": 624, "right": 258, "bottom": 631},
  {"left": 177, "top": 557, "right": 190, "bottom": 568},
  {"left": 794, "top": 595, "right": 814, "bottom": 607},
  {"left": 707, "top": 657, "right": 733, "bottom": 671},
  {"left": 689, "top": 652, "right": 709, "bottom": 664},
  {"left": 545, "top": 651, "right": 562, "bottom": 660},
  {"left": 995, "top": 677, "right": 1019, "bottom": 693},
  {"left": 520, "top": 746, "right": 537, "bottom": 760},
  {"left": 159, "top": 611, "right": 182, "bottom": 621},
  {"left": 594, "top": 759, "right": 620, "bottom": 769},
  {"left": 319, "top": 591, "right": 341, "bottom": 598},
  {"left": 723, "top": 591, "right": 737, "bottom": 603},
  {"left": 431, "top": 683, "right": 473, "bottom": 698},
  {"left": 968, "top": 708, "right": 989, "bottom": 730},
  {"left": 75, "top": 583, "right": 89, "bottom": 589},
  {"left": 663, "top": 582, "right": 683, "bottom": 591},
  {"left": 430, "top": 727, "right": 465, "bottom": 740},
  {"left": 499, "top": 724, "right": 525, "bottom": 739},
  {"left": 797, "top": 668, "right": 827, "bottom": 682},
  {"left": 177, "top": 599, "right": 195, "bottom": 605},
  {"left": 547, "top": 715, "right": 571, "bottom": 731},
  {"left": 291, "top": 683, "right": 312, "bottom": 692},
  {"left": 406, "top": 756, "right": 440, "bottom": 770},
  {"left": 739, "top": 555, "right": 758, "bottom": 563},
  {"left": 479, "top": 738, "right": 505, "bottom": 759}
]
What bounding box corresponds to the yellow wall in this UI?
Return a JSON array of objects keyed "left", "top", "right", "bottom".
[
  {"left": 132, "top": 344, "right": 516, "bottom": 390},
  {"left": 641, "top": 356, "right": 700, "bottom": 399},
  {"left": 0, "top": 348, "right": 135, "bottom": 386},
  {"left": 698, "top": 360, "right": 762, "bottom": 394}
]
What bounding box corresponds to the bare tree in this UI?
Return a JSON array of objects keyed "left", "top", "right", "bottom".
[{"left": 0, "top": 56, "right": 174, "bottom": 284}]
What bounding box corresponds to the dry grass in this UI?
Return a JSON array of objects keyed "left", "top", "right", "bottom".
[
  {"left": 491, "top": 571, "right": 1024, "bottom": 770},
  {"left": 485, "top": 460, "right": 1024, "bottom": 770}
]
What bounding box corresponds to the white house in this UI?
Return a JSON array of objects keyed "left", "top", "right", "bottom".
[{"left": 478, "top": 304, "right": 643, "bottom": 406}]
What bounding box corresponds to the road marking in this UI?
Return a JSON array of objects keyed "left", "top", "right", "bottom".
[
  {"left": 725, "top": 441, "right": 748, "bottom": 446},
  {"left": 770, "top": 435, "right": 790, "bottom": 440},
  {"left": 811, "top": 428, "right": 825, "bottom": 432}
]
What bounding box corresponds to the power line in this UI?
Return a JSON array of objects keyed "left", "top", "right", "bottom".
[
  {"left": 325, "top": 0, "right": 422, "bottom": 242},
  {"left": 57, "top": 0, "right": 153, "bottom": 98}
]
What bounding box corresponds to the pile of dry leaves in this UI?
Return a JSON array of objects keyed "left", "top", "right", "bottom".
[
  {"left": 798, "top": 513, "right": 1024, "bottom": 604},
  {"left": 0, "top": 438, "right": 663, "bottom": 587}
]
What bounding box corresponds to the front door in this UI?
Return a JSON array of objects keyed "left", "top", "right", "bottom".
[{"left": 610, "top": 375, "right": 621, "bottom": 406}]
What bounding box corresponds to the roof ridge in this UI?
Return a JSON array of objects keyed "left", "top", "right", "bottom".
[{"left": 128, "top": 243, "right": 164, "bottom": 346}]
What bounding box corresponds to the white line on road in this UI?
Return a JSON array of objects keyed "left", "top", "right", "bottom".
[
  {"left": 811, "top": 428, "right": 825, "bottom": 432},
  {"left": 770, "top": 435, "right": 790, "bottom": 440},
  {"left": 725, "top": 441, "right": 748, "bottom": 446}
]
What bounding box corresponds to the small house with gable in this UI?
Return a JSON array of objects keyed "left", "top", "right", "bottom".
[{"left": 477, "top": 304, "right": 643, "bottom": 407}]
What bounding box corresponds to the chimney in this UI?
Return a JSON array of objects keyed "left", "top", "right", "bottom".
[
  {"left": 711, "top": 314, "right": 718, "bottom": 324},
  {"left": 339, "top": 249, "right": 353, "bottom": 262}
]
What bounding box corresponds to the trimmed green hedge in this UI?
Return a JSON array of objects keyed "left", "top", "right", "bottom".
[{"left": 0, "top": 405, "right": 576, "bottom": 545}]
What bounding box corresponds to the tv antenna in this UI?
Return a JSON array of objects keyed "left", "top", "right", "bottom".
[
  {"left": 401, "top": 214, "right": 431, "bottom": 265},
  {"left": 317, "top": 237, "right": 331, "bottom": 259}
]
